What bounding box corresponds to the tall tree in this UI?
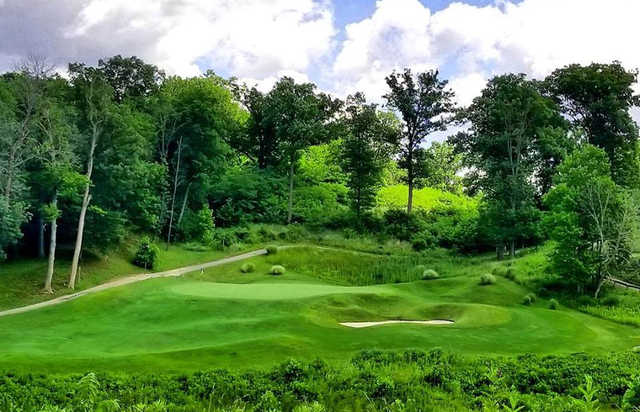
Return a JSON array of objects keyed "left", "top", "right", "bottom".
[
  {"left": 545, "top": 62, "right": 640, "bottom": 187},
  {"left": 420, "top": 141, "right": 463, "bottom": 193},
  {"left": 544, "top": 145, "right": 638, "bottom": 297},
  {"left": 341, "top": 93, "right": 398, "bottom": 219},
  {"left": 97, "top": 55, "right": 165, "bottom": 104},
  {"left": 383, "top": 69, "right": 455, "bottom": 213},
  {"left": 453, "top": 74, "right": 566, "bottom": 258},
  {"left": 263, "top": 77, "right": 339, "bottom": 224},
  {"left": 67, "top": 63, "right": 113, "bottom": 289}
]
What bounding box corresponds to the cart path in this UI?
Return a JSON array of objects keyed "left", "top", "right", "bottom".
[{"left": 0, "top": 248, "right": 267, "bottom": 318}]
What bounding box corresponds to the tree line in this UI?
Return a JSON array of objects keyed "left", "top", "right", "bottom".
[{"left": 0, "top": 55, "right": 638, "bottom": 296}]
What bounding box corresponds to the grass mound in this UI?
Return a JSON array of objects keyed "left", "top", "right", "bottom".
[
  {"left": 479, "top": 273, "right": 496, "bottom": 285},
  {"left": 270, "top": 265, "right": 286, "bottom": 275}
]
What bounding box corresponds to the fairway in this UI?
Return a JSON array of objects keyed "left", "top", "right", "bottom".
[{"left": 0, "top": 247, "right": 637, "bottom": 374}]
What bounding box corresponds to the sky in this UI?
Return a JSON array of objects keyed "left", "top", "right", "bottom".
[{"left": 1, "top": 0, "right": 639, "bottom": 128}]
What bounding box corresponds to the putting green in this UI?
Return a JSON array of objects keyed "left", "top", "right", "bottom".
[{"left": 0, "top": 251, "right": 638, "bottom": 374}]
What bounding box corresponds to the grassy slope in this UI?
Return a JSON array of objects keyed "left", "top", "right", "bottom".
[
  {"left": 0, "top": 246, "right": 637, "bottom": 374},
  {"left": 0, "top": 241, "right": 247, "bottom": 310},
  {"left": 376, "top": 184, "right": 479, "bottom": 211}
]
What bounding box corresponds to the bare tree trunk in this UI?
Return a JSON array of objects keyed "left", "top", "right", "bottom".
[
  {"left": 407, "top": 178, "right": 414, "bottom": 214},
  {"left": 177, "top": 182, "right": 191, "bottom": 227},
  {"left": 287, "top": 156, "right": 295, "bottom": 224},
  {"left": 407, "top": 146, "right": 413, "bottom": 214},
  {"left": 166, "top": 137, "right": 183, "bottom": 249},
  {"left": 69, "top": 133, "right": 97, "bottom": 290},
  {"left": 44, "top": 194, "right": 57, "bottom": 293},
  {"left": 496, "top": 244, "right": 504, "bottom": 261},
  {"left": 37, "top": 215, "right": 45, "bottom": 258},
  {"left": 509, "top": 240, "right": 515, "bottom": 258},
  {"left": 594, "top": 277, "right": 606, "bottom": 299}
]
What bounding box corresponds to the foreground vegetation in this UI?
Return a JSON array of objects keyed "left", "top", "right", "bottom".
[{"left": 3, "top": 350, "right": 640, "bottom": 411}]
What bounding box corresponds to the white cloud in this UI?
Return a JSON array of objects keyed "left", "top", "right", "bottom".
[
  {"left": 1, "top": 0, "right": 337, "bottom": 78},
  {"left": 331, "top": 0, "right": 640, "bottom": 108}
]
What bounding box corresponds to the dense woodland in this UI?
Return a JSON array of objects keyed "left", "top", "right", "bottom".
[{"left": 1, "top": 56, "right": 639, "bottom": 300}]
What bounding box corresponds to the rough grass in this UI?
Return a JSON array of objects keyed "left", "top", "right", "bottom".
[
  {"left": 0, "top": 245, "right": 637, "bottom": 374},
  {"left": 376, "top": 185, "right": 479, "bottom": 212}
]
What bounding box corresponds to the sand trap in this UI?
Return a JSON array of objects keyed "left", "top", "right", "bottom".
[{"left": 340, "top": 320, "right": 454, "bottom": 328}]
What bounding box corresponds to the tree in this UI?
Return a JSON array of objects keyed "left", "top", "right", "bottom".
[
  {"left": 383, "top": 68, "right": 455, "bottom": 213},
  {"left": 452, "top": 74, "right": 566, "bottom": 257},
  {"left": 340, "top": 93, "right": 398, "bottom": 219},
  {"left": 544, "top": 145, "right": 638, "bottom": 297},
  {"left": 545, "top": 62, "right": 640, "bottom": 187},
  {"left": 162, "top": 76, "right": 245, "bottom": 245},
  {"left": 97, "top": 55, "right": 165, "bottom": 104},
  {"left": 67, "top": 63, "right": 113, "bottom": 289},
  {"left": 420, "top": 141, "right": 463, "bottom": 193},
  {"left": 262, "top": 77, "right": 339, "bottom": 224}
]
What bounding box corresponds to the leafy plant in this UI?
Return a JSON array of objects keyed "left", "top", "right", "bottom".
[
  {"left": 422, "top": 269, "right": 439, "bottom": 280},
  {"left": 479, "top": 273, "right": 496, "bottom": 285},
  {"left": 270, "top": 265, "right": 285, "bottom": 275},
  {"left": 240, "top": 263, "right": 255, "bottom": 273},
  {"left": 132, "top": 236, "right": 159, "bottom": 270},
  {"left": 266, "top": 245, "right": 279, "bottom": 255}
]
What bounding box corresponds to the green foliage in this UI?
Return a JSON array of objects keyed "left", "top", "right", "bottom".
[
  {"left": 270, "top": 265, "right": 286, "bottom": 275},
  {"left": 623, "top": 376, "right": 640, "bottom": 412},
  {"left": 0, "top": 196, "right": 28, "bottom": 261},
  {"left": 549, "top": 298, "right": 559, "bottom": 310},
  {"left": 479, "top": 273, "right": 496, "bottom": 286},
  {"left": 180, "top": 205, "right": 215, "bottom": 244},
  {"left": 240, "top": 262, "right": 255, "bottom": 273},
  {"left": 544, "top": 144, "right": 638, "bottom": 295},
  {"left": 419, "top": 141, "right": 463, "bottom": 193},
  {"left": 422, "top": 269, "right": 439, "bottom": 280},
  {"left": 266, "top": 245, "right": 279, "bottom": 255},
  {"left": 132, "top": 236, "right": 159, "bottom": 270},
  {"left": 523, "top": 293, "right": 537, "bottom": 306}
]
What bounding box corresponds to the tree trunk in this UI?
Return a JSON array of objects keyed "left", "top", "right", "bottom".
[
  {"left": 166, "top": 137, "right": 183, "bottom": 249},
  {"left": 69, "top": 133, "right": 97, "bottom": 290},
  {"left": 496, "top": 244, "right": 504, "bottom": 261},
  {"left": 287, "top": 156, "right": 295, "bottom": 224},
  {"left": 407, "top": 145, "right": 413, "bottom": 214},
  {"left": 177, "top": 182, "right": 191, "bottom": 227},
  {"left": 44, "top": 194, "right": 57, "bottom": 293},
  {"left": 37, "top": 215, "right": 45, "bottom": 258},
  {"left": 509, "top": 240, "right": 515, "bottom": 258},
  {"left": 594, "top": 276, "right": 606, "bottom": 299}
]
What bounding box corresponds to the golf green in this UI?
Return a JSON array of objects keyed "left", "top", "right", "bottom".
[{"left": 0, "top": 251, "right": 637, "bottom": 373}]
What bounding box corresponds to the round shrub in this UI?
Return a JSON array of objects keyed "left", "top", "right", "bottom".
[
  {"left": 479, "top": 273, "right": 496, "bottom": 286},
  {"left": 422, "top": 269, "right": 439, "bottom": 280},
  {"left": 504, "top": 268, "right": 517, "bottom": 281},
  {"left": 266, "top": 245, "right": 279, "bottom": 255},
  {"left": 523, "top": 293, "right": 537, "bottom": 306},
  {"left": 270, "top": 265, "right": 286, "bottom": 275},
  {"left": 492, "top": 266, "right": 507, "bottom": 277},
  {"left": 132, "top": 236, "right": 159, "bottom": 270},
  {"left": 240, "top": 263, "right": 255, "bottom": 273},
  {"left": 549, "top": 298, "right": 559, "bottom": 310}
]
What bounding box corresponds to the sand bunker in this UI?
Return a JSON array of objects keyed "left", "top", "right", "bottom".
[{"left": 340, "top": 320, "right": 454, "bottom": 328}]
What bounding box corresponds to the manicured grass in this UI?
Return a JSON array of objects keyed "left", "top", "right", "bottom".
[
  {"left": 0, "top": 241, "right": 246, "bottom": 310},
  {"left": 376, "top": 184, "right": 479, "bottom": 212},
  {"left": 0, "top": 246, "right": 637, "bottom": 374}
]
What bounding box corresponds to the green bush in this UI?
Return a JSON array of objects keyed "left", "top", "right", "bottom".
[
  {"left": 411, "top": 231, "right": 435, "bottom": 251},
  {"left": 549, "top": 298, "right": 559, "bottom": 310},
  {"left": 413, "top": 265, "right": 426, "bottom": 277},
  {"left": 422, "top": 269, "right": 439, "bottom": 280},
  {"left": 270, "top": 265, "right": 286, "bottom": 275},
  {"left": 492, "top": 266, "right": 507, "bottom": 276},
  {"left": 132, "top": 236, "right": 159, "bottom": 270},
  {"left": 504, "top": 268, "right": 517, "bottom": 281},
  {"left": 266, "top": 245, "right": 279, "bottom": 255},
  {"left": 623, "top": 376, "right": 640, "bottom": 411},
  {"left": 479, "top": 273, "right": 496, "bottom": 286},
  {"left": 240, "top": 263, "right": 255, "bottom": 273},
  {"left": 180, "top": 205, "right": 215, "bottom": 243},
  {"left": 523, "top": 293, "right": 537, "bottom": 306},
  {"left": 601, "top": 295, "right": 620, "bottom": 306}
]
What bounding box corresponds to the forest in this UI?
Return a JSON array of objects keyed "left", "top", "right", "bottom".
[{"left": 1, "top": 55, "right": 640, "bottom": 411}]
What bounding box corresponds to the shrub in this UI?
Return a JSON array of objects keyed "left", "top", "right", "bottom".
[
  {"left": 132, "top": 236, "right": 159, "bottom": 270},
  {"left": 492, "top": 266, "right": 507, "bottom": 276},
  {"left": 180, "top": 206, "right": 215, "bottom": 243},
  {"left": 414, "top": 265, "right": 426, "bottom": 277},
  {"left": 422, "top": 269, "right": 439, "bottom": 280},
  {"left": 479, "top": 273, "right": 496, "bottom": 286},
  {"left": 523, "top": 293, "right": 537, "bottom": 306},
  {"left": 577, "top": 295, "right": 597, "bottom": 307},
  {"left": 270, "top": 265, "right": 286, "bottom": 275},
  {"left": 504, "top": 268, "right": 517, "bottom": 281},
  {"left": 266, "top": 245, "right": 279, "bottom": 255},
  {"left": 623, "top": 376, "right": 640, "bottom": 411},
  {"left": 411, "top": 231, "right": 435, "bottom": 251},
  {"left": 240, "top": 263, "right": 255, "bottom": 273},
  {"left": 601, "top": 295, "right": 620, "bottom": 306},
  {"left": 549, "top": 298, "right": 559, "bottom": 310}
]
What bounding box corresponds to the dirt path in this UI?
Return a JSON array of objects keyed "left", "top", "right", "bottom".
[
  {"left": 340, "top": 320, "right": 454, "bottom": 328},
  {"left": 0, "top": 248, "right": 267, "bottom": 318}
]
